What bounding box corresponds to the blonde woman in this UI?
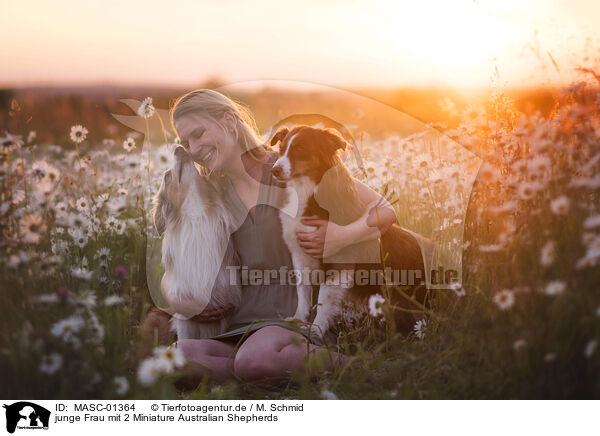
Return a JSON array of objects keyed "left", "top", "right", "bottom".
[{"left": 167, "top": 89, "right": 397, "bottom": 384}]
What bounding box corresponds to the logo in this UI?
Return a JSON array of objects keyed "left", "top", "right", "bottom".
[{"left": 3, "top": 402, "right": 50, "bottom": 434}]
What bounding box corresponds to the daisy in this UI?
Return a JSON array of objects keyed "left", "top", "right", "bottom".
[
  {"left": 114, "top": 376, "right": 129, "bottom": 396},
  {"left": 123, "top": 137, "right": 136, "bottom": 152},
  {"left": 550, "top": 196, "right": 570, "bottom": 215},
  {"left": 544, "top": 280, "right": 566, "bottom": 296},
  {"left": 70, "top": 125, "right": 88, "bottom": 143},
  {"left": 20, "top": 214, "right": 46, "bottom": 244},
  {"left": 527, "top": 155, "right": 551, "bottom": 173},
  {"left": 153, "top": 345, "right": 186, "bottom": 372},
  {"left": 320, "top": 390, "right": 338, "bottom": 400},
  {"left": 368, "top": 293, "right": 385, "bottom": 317},
  {"left": 449, "top": 281, "right": 466, "bottom": 297},
  {"left": 583, "top": 214, "right": 600, "bottom": 229},
  {"left": 51, "top": 315, "right": 84, "bottom": 341},
  {"left": 517, "top": 182, "right": 541, "bottom": 200},
  {"left": 75, "top": 196, "right": 89, "bottom": 212},
  {"left": 69, "top": 228, "right": 88, "bottom": 248},
  {"left": 137, "top": 357, "right": 162, "bottom": 386},
  {"left": 493, "top": 289, "right": 515, "bottom": 310},
  {"left": 413, "top": 319, "right": 427, "bottom": 340},
  {"left": 137, "top": 97, "right": 155, "bottom": 119},
  {"left": 107, "top": 198, "right": 128, "bottom": 216},
  {"left": 513, "top": 339, "right": 527, "bottom": 351},
  {"left": 1, "top": 133, "right": 24, "bottom": 150},
  {"left": 584, "top": 339, "right": 597, "bottom": 358},
  {"left": 540, "top": 241, "right": 556, "bottom": 267},
  {"left": 104, "top": 295, "right": 125, "bottom": 306},
  {"left": 54, "top": 201, "right": 69, "bottom": 215},
  {"left": 39, "top": 353, "right": 63, "bottom": 374},
  {"left": 94, "top": 247, "right": 111, "bottom": 264},
  {"left": 70, "top": 265, "right": 92, "bottom": 280},
  {"left": 156, "top": 147, "right": 173, "bottom": 167}
]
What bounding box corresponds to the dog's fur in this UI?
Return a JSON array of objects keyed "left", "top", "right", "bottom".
[
  {"left": 151, "top": 146, "right": 241, "bottom": 340},
  {"left": 271, "top": 126, "right": 432, "bottom": 335}
]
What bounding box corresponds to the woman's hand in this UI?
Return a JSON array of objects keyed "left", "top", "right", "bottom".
[{"left": 296, "top": 216, "right": 345, "bottom": 259}]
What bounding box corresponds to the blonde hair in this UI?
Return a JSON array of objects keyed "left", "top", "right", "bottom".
[{"left": 170, "top": 89, "right": 267, "bottom": 172}]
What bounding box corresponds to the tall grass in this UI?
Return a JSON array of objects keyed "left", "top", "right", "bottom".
[{"left": 0, "top": 76, "right": 599, "bottom": 399}]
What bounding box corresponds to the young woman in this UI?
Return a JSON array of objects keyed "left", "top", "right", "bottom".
[{"left": 168, "top": 89, "right": 398, "bottom": 384}]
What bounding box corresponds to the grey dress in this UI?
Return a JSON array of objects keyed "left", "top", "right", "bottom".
[{"left": 208, "top": 151, "right": 329, "bottom": 346}]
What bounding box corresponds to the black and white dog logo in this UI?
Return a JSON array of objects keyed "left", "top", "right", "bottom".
[{"left": 3, "top": 402, "right": 50, "bottom": 434}]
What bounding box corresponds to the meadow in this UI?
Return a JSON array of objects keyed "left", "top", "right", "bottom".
[{"left": 1, "top": 76, "right": 599, "bottom": 399}]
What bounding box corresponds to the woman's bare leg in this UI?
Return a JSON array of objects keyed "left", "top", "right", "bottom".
[
  {"left": 174, "top": 339, "right": 237, "bottom": 386},
  {"left": 233, "top": 326, "right": 349, "bottom": 382}
]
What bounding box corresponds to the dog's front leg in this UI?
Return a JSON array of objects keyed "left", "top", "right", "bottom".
[
  {"left": 312, "top": 284, "right": 347, "bottom": 336},
  {"left": 287, "top": 253, "right": 319, "bottom": 322}
]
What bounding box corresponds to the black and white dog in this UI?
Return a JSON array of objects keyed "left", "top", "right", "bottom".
[{"left": 270, "top": 126, "right": 431, "bottom": 335}]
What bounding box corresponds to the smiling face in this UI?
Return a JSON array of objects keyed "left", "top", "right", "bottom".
[
  {"left": 271, "top": 126, "right": 348, "bottom": 183},
  {"left": 174, "top": 112, "right": 239, "bottom": 173}
]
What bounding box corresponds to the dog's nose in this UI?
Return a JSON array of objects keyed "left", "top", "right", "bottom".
[
  {"left": 174, "top": 146, "right": 189, "bottom": 159},
  {"left": 271, "top": 165, "right": 283, "bottom": 179}
]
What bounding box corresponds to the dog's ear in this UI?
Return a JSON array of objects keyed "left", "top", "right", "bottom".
[
  {"left": 152, "top": 185, "right": 170, "bottom": 237},
  {"left": 270, "top": 127, "right": 290, "bottom": 147},
  {"left": 323, "top": 128, "right": 347, "bottom": 152}
]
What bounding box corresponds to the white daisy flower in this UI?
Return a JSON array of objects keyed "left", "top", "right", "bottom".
[
  {"left": 413, "top": 319, "right": 427, "bottom": 340},
  {"left": 527, "top": 155, "right": 551, "bottom": 173},
  {"left": 368, "top": 293, "right": 385, "bottom": 317},
  {"left": 114, "top": 376, "right": 129, "bottom": 396},
  {"left": 51, "top": 315, "right": 84, "bottom": 341},
  {"left": 320, "top": 390, "right": 338, "bottom": 400},
  {"left": 107, "top": 197, "right": 128, "bottom": 217},
  {"left": 513, "top": 339, "right": 527, "bottom": 351},
  {"left": 584, "top": 339, "right": 597, "bottom": 358},
  {"left": 70, "top": 125, "right": 88, "bottom": 143},
  {"left": 94, "top": 247, "right": 111, "bottom": 264},
  {"left": 71, "top": 265, "right": 92, "bottom": 280},
  {"left": 583, "top": 214, "right": 600, "bottom": 229},
  {"left": 75, "top": 197, "right": 90, "bottom": 212},
  {"left": 137, "top": 97, "right": 155, "bottom": 119},
  {"left": 39, "top": 353, "right": 63, "bottom": 374},
  {"left": 550, "top": 196, "right": 570, "bottom": 215},
  {"left": 20, "top": 214, "right": 46, "bottom": 244},
  {"left": 69, "top": 228, "right": 88, "bottom": 248},
  {"left": 104, "top": 295, "right": 125, "bottom": 306},
  {"left": 544, "top": 280, "right": 566, "bottom": 296},
  {"left": 493, "top": 289, "right": 515, "bottom": 310},
  {"left": 123, "top": 137, "right": 136, "bottom": 152},
  {"left": 517, "top": 182, "right": 542, "bottom": 200},
  {"left": 137, "top": 358, "right": 163, "bottom": 386},
  {"left": 540, "top": 241, "right": 556, "bottom": 267},
  {"left": 153, "top": 345, "right": 186, "bottom": 372}
]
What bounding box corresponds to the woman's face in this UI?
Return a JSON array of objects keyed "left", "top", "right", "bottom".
[{"left": 175, "top": 112, "right": 238, "bottom": 173}]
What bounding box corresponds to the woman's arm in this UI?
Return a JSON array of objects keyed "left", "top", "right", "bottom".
[{"left": 296, "top": 178, "right": 398, "bottom": 259}]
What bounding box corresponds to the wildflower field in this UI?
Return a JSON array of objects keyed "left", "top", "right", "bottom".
[{"left": 1, "top": 75, "right": 599, "bottom": 400}]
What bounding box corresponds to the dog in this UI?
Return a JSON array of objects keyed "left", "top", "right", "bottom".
[
  {"left": 151, "top": 145, "right": 241, "bottom": 340},
  {"left": 270, "top": 125, "right": 432, "bottom": 336}
]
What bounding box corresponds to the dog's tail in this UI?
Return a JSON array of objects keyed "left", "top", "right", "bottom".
[{"left": 139, "top": 308, "right": 176, "bottom": 347}]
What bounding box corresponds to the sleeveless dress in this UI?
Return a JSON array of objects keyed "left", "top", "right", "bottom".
[{"left": 208, "top": 151, "right": 331, "bottom": 346}]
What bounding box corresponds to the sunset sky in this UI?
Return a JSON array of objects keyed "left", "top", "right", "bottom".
[{"left": 1, "top": 0, "right": 599, "bottom": 89}]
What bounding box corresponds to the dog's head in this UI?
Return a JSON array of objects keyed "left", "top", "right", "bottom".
[
  {"left": 152, "top": 146, "right": 217, "bottom": 236},
  {"left": 270, "top": 126, "right": 347, "bottom": 184}
]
